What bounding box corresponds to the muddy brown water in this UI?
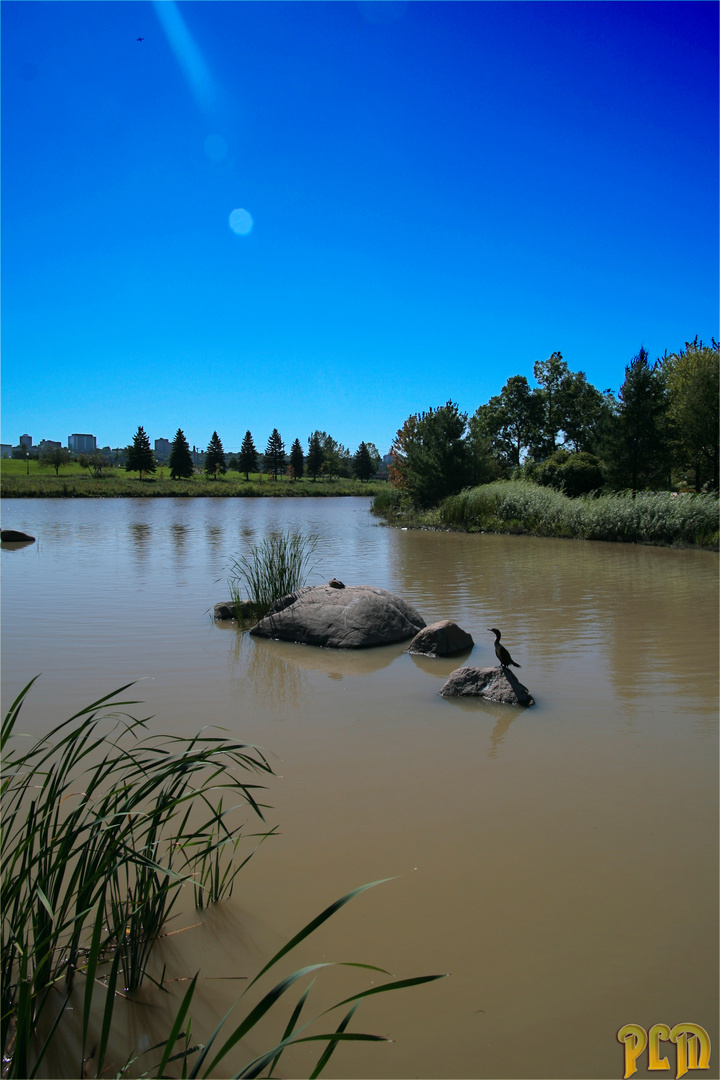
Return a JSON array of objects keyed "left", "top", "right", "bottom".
[{"left": 2, "top": 497, "right": 717, "bottom": 1079}]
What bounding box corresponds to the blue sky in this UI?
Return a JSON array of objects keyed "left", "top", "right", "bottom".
[{"left": 2, "top": 1, "right": 717, "bottom": 455}]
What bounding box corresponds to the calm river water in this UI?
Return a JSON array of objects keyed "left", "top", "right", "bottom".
[{"left": 1, "top": 497, "right": 717, "bottom": 1079}]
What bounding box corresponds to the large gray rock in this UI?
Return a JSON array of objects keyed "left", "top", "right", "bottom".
[
  {"left": 439, "top": 666, "right": 535, "bottom": 707},
  {"left": 407, "top": 620, "right": 474, "bottom": 657},
  {"left": 249, "top": 584, "right": 426, "bottom": 648}
]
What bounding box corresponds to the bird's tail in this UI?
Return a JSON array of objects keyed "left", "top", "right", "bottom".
[{"left": 510, "top": 661, "right": 521, "bottom": 668}]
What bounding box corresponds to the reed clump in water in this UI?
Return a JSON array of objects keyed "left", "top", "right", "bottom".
[
  {"left": 1, "top": 682, "right": 444, "bottom": 1078},
  {"left": 227, "top": 530, "right": 318, "bottom": 622}
]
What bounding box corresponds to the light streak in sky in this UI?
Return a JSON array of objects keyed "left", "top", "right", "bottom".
[{"left": 152, "top": 0, "right": 216, "bottom": 110}]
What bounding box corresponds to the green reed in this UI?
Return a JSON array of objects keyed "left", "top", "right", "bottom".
[
  {"left": 424, "top": 481, "right": 718, "bottom": 548},
  {"left": 227, "top": 530, "right": 318, "bottom": 621},
  {"left": 2, "top": 682, "right": 445, "bottom": 1078}
]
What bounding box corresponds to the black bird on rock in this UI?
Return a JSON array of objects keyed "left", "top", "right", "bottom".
[{"left": 487, "top": 628, "right": 521, "bottom": 669}]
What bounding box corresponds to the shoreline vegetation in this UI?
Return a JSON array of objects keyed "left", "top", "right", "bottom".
[
  {"left": 0, "top": 460, "right": 387, "bottom": 499},
  {"left": 371, "top": 481, "right": 719, "bottom": 550}
]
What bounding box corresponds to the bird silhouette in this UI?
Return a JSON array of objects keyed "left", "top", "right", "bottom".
[
  {"left": 487, "top": 628, "right": 521, "bottom": 668},
  {"left": 136, "top": 36, "right": 144, "bottom": 41}
]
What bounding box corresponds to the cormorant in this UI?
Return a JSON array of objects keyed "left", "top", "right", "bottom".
[{"left": 487, "top": 628, "right": 521, "bottom": 668}]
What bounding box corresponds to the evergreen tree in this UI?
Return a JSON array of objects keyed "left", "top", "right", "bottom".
[
  {"left": 264, "top": 428, "right": 285, "bottom": 480},
  {"left": 307, "top": 432, "right": 325, "bottom": 480},
  {"left": 238, "top": 430, "right": 258, "bottom": 480},
  {"left": 353, "top": 442, "right": 374, "bottom": 482},
  {"left": 289, "top": 438, "right": 304, "bottom": 480},
  {"left": 126, "top": 426, "right": 156, "bottom": 479},
  {"left": 391, "top": 401, "right": 471, "bottom": 508},
  {"left": 169, "top": 428, "right": 194, "bottom": 480},
  {"left": 204, "top": 431, "right": 227, "bottom": 479},
  {"left": 605, "top": 347, "right": 670, "bottom": 492}
]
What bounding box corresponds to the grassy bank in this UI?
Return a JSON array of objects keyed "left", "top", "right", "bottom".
[
  {"left": 0, "top": 461, "right": 387, "bottom": 498},
  {"left": 372, "top": 481, "right": 719, "bottom": 549}
]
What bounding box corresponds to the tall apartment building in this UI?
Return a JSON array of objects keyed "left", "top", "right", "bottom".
[
  {"left": 19, "top": 434, "right": 32, "bottom": 450},
  {"left": 154, "top": 438, "right": 171, "bottom": 460},
  {"left": 68, "top": 434, "right": 96, "bottom": 454}
]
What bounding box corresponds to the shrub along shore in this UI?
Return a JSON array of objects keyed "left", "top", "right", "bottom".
[
  {"left": 0, "top": 461, "right": 387, "bottom": 498},
  {"left": 372, "top": 481, "right": 719, "bottom": 550}
]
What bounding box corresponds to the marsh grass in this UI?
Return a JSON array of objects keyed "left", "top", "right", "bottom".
[
  {"left": 227, "top": 530, "right": 318, "bottom": 622},
  {"left": 2, "top": 683, "right": 444, "bottom": 1078},
  {"left": 374, "top": 481, "right": 719, "bottom": 548}
]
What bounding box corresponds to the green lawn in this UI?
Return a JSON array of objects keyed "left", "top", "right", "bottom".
[{"left": 0, "top": 459, "right": 387, "bottom": 498}]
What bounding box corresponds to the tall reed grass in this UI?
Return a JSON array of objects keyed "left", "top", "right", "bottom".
[
  {"left": 2, "top": 682, "right": 444, "bottom": 1078},
  {"left": 227, "top": 530, "right": 318, "bottom": 621},
  {"left": 437, "top": 481, "right": 719, "bottom": 547}
]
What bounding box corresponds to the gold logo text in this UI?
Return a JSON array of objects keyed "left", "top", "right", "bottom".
[{"left": 618, "top": 1023, "right": 711, "bottom": 1080}]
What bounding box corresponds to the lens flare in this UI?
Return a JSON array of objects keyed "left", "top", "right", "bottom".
[{"left": 229, "top": 209, "right": 253, "bottom": 236}]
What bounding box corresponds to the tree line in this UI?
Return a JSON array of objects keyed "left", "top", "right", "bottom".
[
  {"left": 123, "top": 427, "right": 383, "bottom": 483},
  {"left": 391, "top": 338, "right": 719, "bottom": 507}
]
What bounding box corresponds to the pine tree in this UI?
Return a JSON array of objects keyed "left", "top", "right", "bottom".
[
  {"left": 205, "top": 431, "right": 227, "bottom": 479},
  {"left": 265, "top": 429, "right": 285, "bottom": 480},
  {"left": 238, "top": 430, "right": 258, "bottom": 480},
  {"left": 605, "top": 347, "right": 670, "bottom": 492},
  {"left": 126, "top": 426, "right": 156, "bottom": 479},
  {"left": 169, "top": 428, "right": 194, "bottom": 480},
  {"left": 307, "top": 431, "right": 324, "bottom": 480},
  {"left": 289, "top": 438, "right": 304, "bottom": 480},
  {"left": 353, "top": 441, "right": 374, "bottom": 482}
]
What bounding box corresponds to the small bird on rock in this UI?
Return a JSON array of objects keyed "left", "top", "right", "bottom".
[{"left": 487, "top": 628, "right": 521, "bottom": 668}]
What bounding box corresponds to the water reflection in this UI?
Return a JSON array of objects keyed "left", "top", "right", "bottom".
[
  {"left": 440, "top": 693, "right": 524, "bottom": 758},
  {"left": 128, "top": 521, "right": 151, "bottom": 561}
]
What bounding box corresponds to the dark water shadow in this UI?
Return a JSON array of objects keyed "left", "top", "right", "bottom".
[{"left": 249, "top": 635, "right": 409, "bottom": 677}]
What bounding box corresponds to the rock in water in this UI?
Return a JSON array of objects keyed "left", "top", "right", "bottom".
[
  {"left": 249, "top": 584, "right": 425, "bottom": 648},
  {"left": 439, "top": 666, "right": 535, "bottom": 707},
  {"left": 407, "top": 620, "right": 474, "bottom": 657},
  {"left": 1, "top": 529, "right": 35, "bottom": 543}
]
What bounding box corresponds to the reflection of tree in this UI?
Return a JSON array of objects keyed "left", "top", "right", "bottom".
[
  {"left": 170, "top": 522, "right": 188, "bottom": 566},
  {"left": 128, "top": 521, "right": 151, "bottom": 561}
]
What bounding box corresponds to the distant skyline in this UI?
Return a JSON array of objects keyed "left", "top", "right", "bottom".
[{"left": 2, "top": 1, "right": 718, "bottom": 456}]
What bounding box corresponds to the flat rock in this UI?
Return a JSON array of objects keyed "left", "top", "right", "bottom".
[
  {"left": 439, "top": 666, "right": 535, "bottom": 707},
  {"left": 407, "top": 620, "right": 474, "bottom": 657},
  {"left": 249, "top": 584, "right": 426, "bottom": 648},
  {"left": 1, "top": 529, "right": 35, "bottom": 543}
]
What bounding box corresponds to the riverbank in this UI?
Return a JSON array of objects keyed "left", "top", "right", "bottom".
[
  {"left": 0, "top": 462, "right": 387, "bottom": 498},
  {"left": 372, "top": 481, "right": 719, "bottom": 550}
]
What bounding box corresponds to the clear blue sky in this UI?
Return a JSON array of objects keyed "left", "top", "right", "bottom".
[{"left": 2, "top": 0, "right": 717, "bottom": 455}]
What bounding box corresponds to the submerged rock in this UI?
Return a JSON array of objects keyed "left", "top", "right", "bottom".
[
  {"left": 249, "top": 584, "right": 425, "bottom": 648},
  {"left": 407, "top": 620, "right": 474, "bottom": 657},
  {"left": 214, "top": 599, "right": 257, "bottom": 622},
  {"left": 439, "top": 666, "right": 535, "bottom": 707}
]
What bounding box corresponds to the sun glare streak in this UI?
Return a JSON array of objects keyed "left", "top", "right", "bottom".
[{"left": 153, "top": 0, "right": 216, "bottom": 109}]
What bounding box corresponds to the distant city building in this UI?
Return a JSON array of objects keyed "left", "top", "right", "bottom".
[
  {"left": 0, "top": 445, "right": 12, "bottom": 459},
  {"left": 19, "top": 434, "right": 32, "bottom": 449},
  {"left": 154, "top": 438, "right": 171, "bottom": 460},
  {"left": 68, "top": 433, "right": 96, "bottom": 454},
  {"left": 38, "top": 440, "right": 62, "bottom": 453}
]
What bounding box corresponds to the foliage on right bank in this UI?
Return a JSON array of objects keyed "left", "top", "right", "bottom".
[{"left": 373, "top": 482, "right": 719, "bottom": 549}]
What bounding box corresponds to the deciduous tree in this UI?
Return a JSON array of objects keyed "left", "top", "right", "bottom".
[
  {"left": 169, "top": 429, "right": 194, "bottom": 480},
  {"left": 662, "top": 337, "right": 719, "bottom": 490},
  {"left": 205, "top": 431, "right": 227, "bottom": 479},
  {"left": 38, "top": 446, "right": 72, "bottom": 476},
  {"left": 126, "top": 426, "right": 156, "bottom": 479}
]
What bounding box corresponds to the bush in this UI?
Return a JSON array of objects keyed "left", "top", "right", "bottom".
[{"left": 534, "top": 449, "right": 605, "bottom": 497}]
